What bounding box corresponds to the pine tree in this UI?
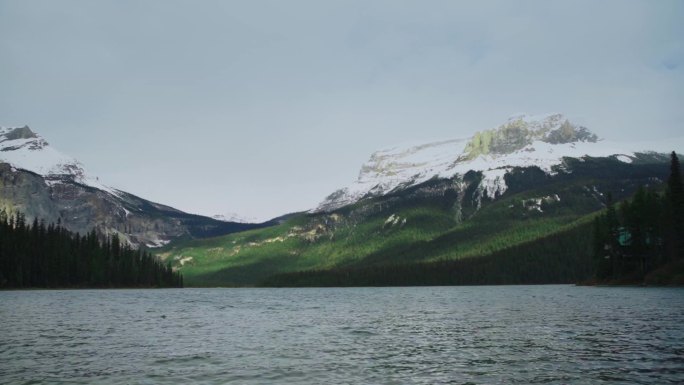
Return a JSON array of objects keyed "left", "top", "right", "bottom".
[
  {"left": 605, "top": 193, "right": 620, "bottom": 276},
  {"left": 592, "top": 215, "right": 610, "bottom": 279},
  {"left": 667, "top": 151, "right": 684, "bottom": 259}
]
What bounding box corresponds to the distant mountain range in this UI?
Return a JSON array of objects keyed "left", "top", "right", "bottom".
[
  {"left": 212, "top": 212, "right": 260, "bottom": 224},
  {"left": 0, "top": 125, "right": 270, "bottom": 247},
  {"left": 159, "top": 114, "right": 683, "bottom": 286}
]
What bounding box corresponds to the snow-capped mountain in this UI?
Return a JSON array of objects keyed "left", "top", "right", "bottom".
[
  {"left": 317, "top": 114, "right": 684, "bottom": 212},
  {"left": 0, "top": 125, "right": 267, "bottom": 247},
  {"left": 0, "top": 126, "right": 80, "bottom": 175},
  {"left": 212, "top": 212, "right": 259, "bottom": 224},
  {"left": 0, "top": 125, "right": 118, "bottom": 193}
]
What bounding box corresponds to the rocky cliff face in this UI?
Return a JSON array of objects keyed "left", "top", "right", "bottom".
[
  {"left": 0, "top": 125, "right": 267, "bottom": 247},
  {"left": 460, "top": 114, "right": 598, "bottom": 160}
]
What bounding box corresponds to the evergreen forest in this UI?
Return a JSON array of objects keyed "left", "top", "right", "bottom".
[
  {"left": 261, "top": 219, "right": 595, "bottom": 287},
  {"left": 592, "top": 151, "right": 684, "bottom": 284},
  {"left": 0, "top": 213, "right": 183, "bottom": 288}
]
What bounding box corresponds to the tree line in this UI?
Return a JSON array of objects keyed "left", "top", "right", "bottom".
[
  {"left": 0, "top": 212, "right": 182, "bottom": 288},
  {"left": 592, "top": 151, "right": 684, "bottom": 284}
]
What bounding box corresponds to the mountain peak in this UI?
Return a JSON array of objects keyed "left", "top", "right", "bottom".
[
  {"left": 0, "top": 125, "right": 83, "bottom": 177},
  {"left": 460, "top": 114, "right": 598, "bottom": 161},
  {"left": 0, "top": 125, "right": 49, "bottom": 152},
  {"left": 506, "top": 112, "right": 564, "bottom": 124},
  {"left": 3, "top": 125, "right": 39, "bottom": 141},
  {"left": 504, "top": 113, "right": 599, "bottom": 145},
  {"left": 315, "top": 113, "right": 676, "bottom": 213}
]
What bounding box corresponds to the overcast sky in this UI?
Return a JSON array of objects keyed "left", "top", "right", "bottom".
[{"left": 1, "top": 0, "right": 683, "bottom": 221}]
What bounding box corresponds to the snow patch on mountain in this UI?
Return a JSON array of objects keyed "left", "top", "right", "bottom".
[
  {"left": 0, "top": 125, "right": 120, "bottom": 195},
  {"left": 383, "top": 213, "right": 406, "bottom": 228},
  {"left": 1, "top": 126, "right": 85, "bottom": 178},
  {"left": 477, "top": 168, "right": 510, "bottom": 201},
  {"left": 212, "top": 212, "right": 259, "bottom": 224},
  {"left": 522, "top": 194, "right": 561, "bottom": 213},
  {"left": 615, "top": 155, "right": 633, "bottom": 163},
  {"left": 146, "top": 239, "right": 171, "bottom": 248}
]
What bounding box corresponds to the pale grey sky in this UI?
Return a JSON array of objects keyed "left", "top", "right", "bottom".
[{"left": 1, "top": 0, "right": 683, "bottom": 221}]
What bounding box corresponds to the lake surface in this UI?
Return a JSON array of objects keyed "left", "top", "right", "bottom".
[{"left": 1, "top": 286, "right": 683, "bottom": 384}]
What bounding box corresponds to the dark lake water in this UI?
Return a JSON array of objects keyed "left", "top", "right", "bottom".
[{"left": 1, "top": 285, "right": 683, "bottom": 384}]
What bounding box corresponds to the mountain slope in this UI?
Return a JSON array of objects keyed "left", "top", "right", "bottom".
[
  {"left": 0, "top": 125, "right": 270, "bottom": 247},
  {"left": 160, "top": 115, "right": 680, "bottom": 286},
  {"left": 263, "top": 216, "right": 597, "bottom": 287}
]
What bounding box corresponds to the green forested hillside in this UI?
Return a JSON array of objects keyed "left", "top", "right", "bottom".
[
  {"left": 159, "top": 156, "right": 672, "bottom": 287},
  {"left": 263, "top": 216, "right": 595, "bottom": 287}
]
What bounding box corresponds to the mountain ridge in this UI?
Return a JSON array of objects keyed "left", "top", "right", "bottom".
[
  {"left": 316, "top": 114, "right": 684, "bottom": 212},
  {"left": 0, "top": 125, "right": 270, "bottom": 247}
]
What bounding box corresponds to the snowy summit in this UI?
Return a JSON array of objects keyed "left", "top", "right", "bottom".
[
  {"left": 0, "top": 125, "right": 118, "bottom": 194},
  {"left": 316, "top": 113, "right": 684, "bottom": 212},
  {"left": 212, "top": 213, "right": 259, "bottom": 224}
]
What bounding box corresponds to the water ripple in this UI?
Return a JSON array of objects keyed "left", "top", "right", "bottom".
[{"left": 1, "top": 286, "right": 683, "bottom": 384}]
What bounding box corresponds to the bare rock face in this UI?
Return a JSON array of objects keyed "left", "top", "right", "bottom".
[
  {"left": 462, "top": 114, "right": 597, "bottom": 159},
  {"left": 0, "top": 163, "right": 58, "bottom": 220},
  {"left": 3, "top": 126, "right": 39, "bottom": 141}
]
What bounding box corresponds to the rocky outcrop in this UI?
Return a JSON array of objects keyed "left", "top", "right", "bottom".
[
  {"left": 461, "top": 114, "right": 597, "bottom": 160},
  {"left": 3, "top": 126, "right": 39, "bottom": 141}
]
